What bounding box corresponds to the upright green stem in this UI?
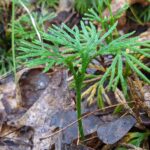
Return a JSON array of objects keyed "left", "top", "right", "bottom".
[
  {"left": 12, "top": 0, "right": 17, "bottom": 82},
  {"left": 66, "top": 60, "right": 87, "bottom": 141},
  {"left": 75, "top": 78, "right": 84, "bottom": 140}
]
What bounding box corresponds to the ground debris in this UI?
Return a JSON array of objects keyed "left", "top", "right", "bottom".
[
  {"left": 49, "top": 109, "right": 102, "bottom": 144},
  {"left": 97, "top": 115, "right": 136, "bottom": 144},
  {"left": 60, "top": 144, "right": 94, "bottom": 150}
]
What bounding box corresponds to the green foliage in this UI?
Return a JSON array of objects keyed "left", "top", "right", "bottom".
[
  {"left": 128, "top": 5, "right": 150, "bottom": 25},
  {"left": 0, "top": 50, "right": 13, "bottom": 75},
  {"left": 117, "top": 131, "right": 150, "bottom": 150},
  {"left": 83, "top": 1, "right": 149, "bottom": 98},
  {"left": 74, "top": 0, "right": 100, "bottom": 14},
  {"left": 18, "top": 21, "right": 117, "bottom": 139},
  {"left": 97, "top": 34, "right": 150, "bottom": 94},
  {"left": 18, "top": 21, "right": 116, "bottom": 67},
  {"left": 18, "top": 19, "right": 150, "bottom": 139},
  {"left": 14, "top": 0, "right": 150, "bottom": 142},
  {"left": 140, "top": 5, "right": 150, "bottom": 23},
  {"left": 0, "top": 0, "right": 56, "bottom": 76},
  {"left": 74, "top": 0, "right": 115, "bottom": 14},
  {"left": 15, "top": 12, "right": 56, "bottom": 41},
  {"left": 85, "top": 4, "right": 128, "bottom": 23},
  {"left": 129, "top": 132, "right": 149, "bottom": 147},
  {"left": 14, "top": 1, "right": 56, "bottom": 68},
  {"left": 84, "top": 1, "right": 129, "bottom": 36},
  {"left": 37, "top": 0, "right": 59, "bottom": 8},
  {"left": 0, "top": 0, "right": 13, "bottom": 75},
  {"left": 0, "top": 24, "right": 12, "bottom": 75}
]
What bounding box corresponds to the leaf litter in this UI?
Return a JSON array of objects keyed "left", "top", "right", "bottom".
[
  {"left": 97, "top": 115, "right": 136, "bottom": 144},
  {"left": 0, "top": 0, "right": 150, "bottom": 149},
  {"left": 0, "top": 68, "right": 140, "bottom": 150},
  {"left": 0, "top": 46, "right": 149, "bottom": 149}
]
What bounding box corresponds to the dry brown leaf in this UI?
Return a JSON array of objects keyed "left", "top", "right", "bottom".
[
  {"left": 103, "top": 0, "right": 150, "bottom": 28},
  {"left": 139, "top": 28, "right": 150, "bottom": 41},
  {"left": 143, "top": 85, "right": 150, "bottom": 109},
  {"left": 7, "top": 70, "right": 73, "bottom": 150},
  {"left": 0, "top": 78, "right": 18, "bottom": 114},
  {"left": 128, "top": 0, "right": 150, "bottom": 5},
  {"left": 57, "top": 0, "right": 74, "bottom": 12}
]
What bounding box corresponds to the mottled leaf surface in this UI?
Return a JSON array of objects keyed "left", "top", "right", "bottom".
[{"left": 97, "top": 115, "right": 136, "bottom": 144}]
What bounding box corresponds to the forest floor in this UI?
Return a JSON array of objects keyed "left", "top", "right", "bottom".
[{"left": 0, "top": 0, "right": 150, "bottom": 150}]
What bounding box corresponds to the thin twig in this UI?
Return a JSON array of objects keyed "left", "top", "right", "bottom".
[
  {"left": 82, "top": 135, "right": 98, "bottom": 143},
  {"left": 0, "top": 127, "right": 22, "bottom": 138}
]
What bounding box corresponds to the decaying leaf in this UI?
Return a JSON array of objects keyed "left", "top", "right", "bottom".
[
  {"left": 18, "top": 68, "right": 50, "bottom": 109},
  {"left": 139, "top": 28, "right": 150, "bottom": 42},
  {"left": 128, "top": 76, "right": 150, "bottom": 118},
  {"left": 61, "top": 143, "right": 94, "bottom": 150},
  {"left": 0, "top": 125, "right": 34, "bottom": 150},
  {"left": 129, "top": 0, "right": 150, "bottom": 5},
  {"left": 0, "top": 100, "right": 6, "bottom": 132},
  {"left": 143, "top": 85, "right": 150, "bottom": 109},
  {"left": 57, "top": 0, "right": 74, "bottom": 12},
  {"left": 49, "top": 109, "right": 102, "bottom": 144},
  {"left": 6, "top": 70, "right": 73, "bottom": 150},
  {"left": 97, "top": 115, "right": 136, "bottom": 144},
  {"left": 103, "top": 0, "right": 150, "bottom": 27}
]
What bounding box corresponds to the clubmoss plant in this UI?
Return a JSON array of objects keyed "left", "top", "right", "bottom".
[
  {"left": 17, "top": 0, "right": 150, "bottom": 141},
  {"left": 18, "top": 21, "right": 118, "bottom": 139},
  {"left": 18, "top": 18, "right": 150, "bottom": 140},
  {"left": 117, "top": 131, "right": 150, "bottom": 149},
  {"left": 84, "top": 0, "right": 129, "bottom": 37},
  {"left": 82, "top": 0, "right": 149, "bottom": 104}
]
